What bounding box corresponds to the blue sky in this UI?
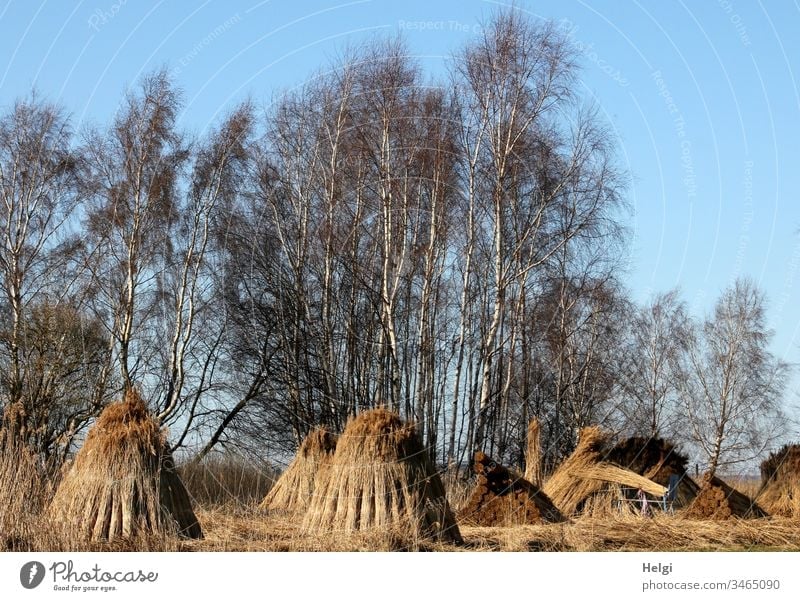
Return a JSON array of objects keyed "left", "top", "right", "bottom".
[{"left": 2, "top": 0, "right": 800, "bottom": 411}]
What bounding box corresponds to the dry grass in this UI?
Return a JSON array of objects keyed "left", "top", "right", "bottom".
[
  {"left": 728, "top": 475, "right": 762, "bottom": 499},
  {"left": 49, "top": 390, "right": 202, "bottom": 541},
  {"left": 177, "top": 510, "right": 800, "bottom": 552},
  {"left": 0, "top": 403, "right": 51, "bottom": 550},
  {"left": 441, "top": 470, "right": 472, "bottom": 511},
  {"left": 302, "top": 408, "right": 462, "bottom": 544},
  {"left": 10, "top": 505, "right": 800, "bottom": 552},
  {"left": 181, "top": 455, "right": 274, "bottom": 507},
  {"left": 460, "top": 515, "right": 800, "bottom": 551}
]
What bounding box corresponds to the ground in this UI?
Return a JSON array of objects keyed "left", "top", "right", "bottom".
[{"left": 177, "top": 508, "right": 800, "bottom": 552}]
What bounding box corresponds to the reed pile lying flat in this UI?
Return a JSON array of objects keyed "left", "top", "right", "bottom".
[
  {"left": 49, "top": 390, "right": 202, "bottom": 541},
  {"left": 542, "top": 426, "right": 665, "bottom": 517},
  {"left": 260, "top": 427, "right": 337, "bottom": 512},
  {"left": 458, "top": 451, "right": 563, "bottom": 526},
  {"left": 302, "top": 408, "right": 462, "bottom": 544},
  {"left": 757, "top": 444, "right": 800, "bottom": 517},
  {"left": 607, "top": 436, "right": 699, "bottom": 507},
  {"left": 684, "top": 473, "right": 766, "bottom": 519}
]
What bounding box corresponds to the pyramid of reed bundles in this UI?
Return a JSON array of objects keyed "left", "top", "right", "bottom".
[
  {"left": 608, "top": 436, "right": 699, "bottom": 507},
  {"left": 302, "top": 408, "right": 462, "bottom": 543},
  {"left": 49, "top": 390, "right": 202, "bottom": 541},
  {"left": 542, "top": 426, "right": 666, "bottom": 517},
  {"left": 259, "top": 427, "right": 337, "bottom": 512},
  {"left": 684, "top": 473, "right": 766, "bottom": 520},
  {"left": 757, "top": 444, "right": 800, "bottom": 517},
  {"left": 458, "top": 451, "right": 563, "bottom": 526}
]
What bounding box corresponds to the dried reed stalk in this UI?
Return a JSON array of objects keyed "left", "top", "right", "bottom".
[
  {"left": 608, "top": 436, "right": 699, "bottom": 507},
  {"left": 0, "top": 403, "right": 48, "bottom": 548},
  {"left": 571, "top": 464, "right": 666, "bottom": 497},
  {"left": 524, "top": 418, "right": 542, "bottom": 487}
]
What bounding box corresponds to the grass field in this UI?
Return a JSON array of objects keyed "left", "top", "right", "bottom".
[
  {"left": 11, "top": 504, "right": 800, "bottom": 552},
  {"left": 186, "top": 508, "right": 800, "bottom": 552},
  {"left": 188, "top": 465, "right": 800, "bottom": 551}
]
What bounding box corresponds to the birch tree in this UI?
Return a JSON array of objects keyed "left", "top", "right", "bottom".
[
  {"left": 0, "top": 94, "right": 84, "bottom": 444},
  {"left": 455, "top": 12, "right": 623, "bottom": 449},
  {"left": 679, "top": 278, "right": 789, "bottom": 477},
  {"left": 619, "top": 289, "right": 688, "bottom": 438},
  {"left": 84, "top": 69, "right": 188, "bottom": 394}
]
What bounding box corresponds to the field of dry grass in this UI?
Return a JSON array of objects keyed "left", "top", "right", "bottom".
[
  {"left": 185, "top": 508, "right": 800, "bottom": 552},
  {"left": 11, "top": 505, "right": 800, "bottom": 552},
  {"left": 3, "top": 457, "right": 798, "bottom": 552},
  {"left": 192, "top": 462, "right": 799, "bottom": 551}
]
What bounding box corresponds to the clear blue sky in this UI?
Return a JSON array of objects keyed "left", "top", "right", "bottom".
[{"left": 2, "top": 0, "right": 800, "bottom": 416}]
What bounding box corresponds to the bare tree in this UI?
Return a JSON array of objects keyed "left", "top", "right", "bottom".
[
  {"left": 536, "top": 270, "right": 627, "bottom": 457},
  {"left": 678, "top": 278, "right": 790, "bottom": 477},
  {"left": 157, "top": 101, "right": 254, "bottom": 429},
  {"left": 352, "top": 38, "right": 420, "bottom": 412},
  {"left": 16, "top": 302, "right": 110, "bottom": 461},
  {"left": 619, "top": 289, "right": 689, "bottom": 438},
  {"left": 83, "top": 69, "right": 188, "bottom": 394},
  {"left": 453, "top": 10, "right": 624, "bottom": 451},
  {"left": 0, "top": 93, "right": 83, "bottom": 442},
  {"left": 83, "top": 72, "right": 256, "bottom": 454},
  {"left": 170, "top": 13, "right": 628, "bottom": 466}
]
